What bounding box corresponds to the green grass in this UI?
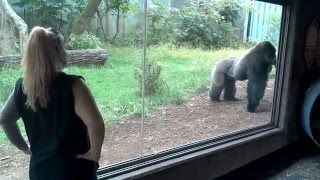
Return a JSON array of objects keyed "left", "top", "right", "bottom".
[
  {"left": 0, "top": 45, "right": 248, "bottom": 144},
  {"left": 0, "top": 66, "right": 22, "bottom": 106}
]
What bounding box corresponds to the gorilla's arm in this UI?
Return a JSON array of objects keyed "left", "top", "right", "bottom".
[
  {"left": 223, "top": 76, "right": 238, "bottom": 101},
  {"left": 247, "top": 73, "right": 267, "bottom": 112}
]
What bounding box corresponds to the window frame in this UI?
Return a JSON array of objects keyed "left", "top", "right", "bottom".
[{"left": 97, "top": 0, "right": 296, "bottom": 179}]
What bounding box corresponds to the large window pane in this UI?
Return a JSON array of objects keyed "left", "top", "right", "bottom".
[
  {"left": 139, "top": 0, "right": 282, "bottom": 155},
  {"left": 0, "top": 0, "right": 283, "bottom": 179},
  {"left": 0, "top": 0, "right": 146, "bottom": 178}
]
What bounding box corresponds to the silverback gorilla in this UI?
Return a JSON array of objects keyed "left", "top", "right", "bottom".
[{"left": 209, "top": 41, "right": 277, "bottom": 112}]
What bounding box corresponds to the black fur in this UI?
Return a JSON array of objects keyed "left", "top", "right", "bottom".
[{"left": 209, "top": 41, "right": 277, "bottom": 112}]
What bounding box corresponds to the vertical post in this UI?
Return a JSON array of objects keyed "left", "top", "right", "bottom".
[{"left": 140, "top": 0, "right": 148, "bottom": 158}]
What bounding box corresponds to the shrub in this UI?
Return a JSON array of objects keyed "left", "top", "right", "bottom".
[
  {"left": 146, "top": 0, "right": 243, "bottom": 49},
  {"left": 134, "top": 59, "right": 163, "bottom": 96},
  {"left": 215, "top": 0, "right": 241, "bottom": 24},
  {"left": 147, "top": 2, "right": 176, "bottom": 45},
  {"left": 66, "top": 31, "right": 104, "bottom": 50},
  {"left": 216, "top": 21, "right": 241, "bottom": 48},
  {"left": 172, "top": 0, "right": 223, "bottom": 49}
]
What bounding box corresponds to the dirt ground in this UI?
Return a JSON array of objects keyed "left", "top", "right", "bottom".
[{"left": 0, "top": 80, "right": 274, "bottom": 179}]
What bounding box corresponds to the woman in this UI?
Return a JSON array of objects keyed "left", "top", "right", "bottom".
[{"left": 0, "top": 26, "right": 105, "bottom": 180}]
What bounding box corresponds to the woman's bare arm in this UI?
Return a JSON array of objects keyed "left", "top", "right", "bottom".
[
  {"left": 73, "top": 79, "right": 105, "bottom": 162},
  {"left": 0, "top": 90, "right": 30, "bottom": 154}
]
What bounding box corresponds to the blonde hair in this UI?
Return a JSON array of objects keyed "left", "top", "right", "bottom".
[{"left": 22, "top": 26, "right": 65, "bottom": 111}]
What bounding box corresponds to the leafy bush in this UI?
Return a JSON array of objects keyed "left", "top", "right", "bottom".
[
  {"left": 173, "top": 0, "right": 223, "bottom": 49},
  {"left": 147, "top": 2, "right": 176, "bottom": 45},
  {"left": 215, "top": 0, "right": 241, "bottom": 24},
  {"left": 215, "top": 21, "right": 241, "bottom": 48},
  {"left": 11, "top": 0, "right": 87, "bottom": 36},
  {"left": 134, "top": 59, "right": 164, "bottom": 96},
  {"left": 66, "top": 31, "right": 104, "bottom": 50},
  {"left": 146, "top": 0, "right": 242, "bottom": 49}
]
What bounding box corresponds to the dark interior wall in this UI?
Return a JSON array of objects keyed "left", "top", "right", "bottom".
[{"left": 281, "top": 0, "right": 320, "bottom": 145}]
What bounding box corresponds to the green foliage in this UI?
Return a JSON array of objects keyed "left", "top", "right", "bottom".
[
  {"left": 66, "top": 31, "right": 104, "bottom": 50},
  {"left": 104, "top": 0, "right": 137, "bottom": 16},
  {"left": 134, "top": 59, "right": 164, "bottom": 96},
  {"left": 175, "top": 0, "right": 222, "bottom": 48},
  {"left": 0, "top": 65, "right": 21, "bottom": 107},
  {"left": 215, "top": 0, "right": 241, "bottom": 24},
  {"left": 214, "top": 20, "right": 241, "bottom": 48},
  {"left": 147, "top": 2, "right": 175, "bottom": 45},
  {"left": 146, "top": 0, "right": 243, "bottom": 49},
  {"left": 264, "top": 12, "right": 281, "bottom": 47},
  {"left": 102, "top": 0, "right": 139, "bottom": 41},
  {"left": 10, "top": 0, "right": 87, "bottom": 35}
]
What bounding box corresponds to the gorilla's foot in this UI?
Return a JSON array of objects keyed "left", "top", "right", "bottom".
[
  {"left": 210, "top": 98, "right": 222, "bottom": 102},
  {"left": 246, "top": 105, "right": 256, "bottom": 112}
]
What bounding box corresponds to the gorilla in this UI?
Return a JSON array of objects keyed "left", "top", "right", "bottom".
[{"left": 209, "top": 41, "right": 277, "bottom": 112}]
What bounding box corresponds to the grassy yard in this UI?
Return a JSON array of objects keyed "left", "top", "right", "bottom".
[{"left": 0, "top": 45, "right": 250, "bottom": 144}]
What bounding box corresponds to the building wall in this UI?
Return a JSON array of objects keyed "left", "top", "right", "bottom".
[{"left": 244, "top": 0, "right": 283, "bottom": 43}]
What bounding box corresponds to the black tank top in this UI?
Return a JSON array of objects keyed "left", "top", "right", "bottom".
[{"left": 14, "top": 72, "right": 90, "bottom": 163}]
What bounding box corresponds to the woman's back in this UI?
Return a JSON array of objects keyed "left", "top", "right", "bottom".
[
  {"left": 15, "top": 72, "right": 90, "bottom": 163},
  {"left": 0, "top": 26, "right": 104, "bottom": 180}
]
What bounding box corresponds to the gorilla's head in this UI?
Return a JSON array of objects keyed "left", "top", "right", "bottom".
[{"left": 254, "top": 41, "right": 277, "bottom": 66}]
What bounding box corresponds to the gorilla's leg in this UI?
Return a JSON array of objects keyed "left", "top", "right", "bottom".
[
  {"left": 209, "top": 58, "right": 236, "bottom": 102},
  {"left": 223, "top": 76, "right": 239, "bottom": 101},
  {"left": 246, "top": 74, "right": 267, "bottom": 112},
  {"left": 209, "top": 71, "right": 225, "bottom": 102}
]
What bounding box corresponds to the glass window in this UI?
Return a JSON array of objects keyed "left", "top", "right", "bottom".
[
  {"left": 102, "top": 0, "right": 283, "bottom": 163},
  {"left": 0, "top": 0, "right": 284, "bottom": 179}
]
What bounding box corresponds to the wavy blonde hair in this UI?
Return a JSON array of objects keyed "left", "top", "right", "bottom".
[{"left": 22, "top": 26, "right": 65, "bottom": 111}]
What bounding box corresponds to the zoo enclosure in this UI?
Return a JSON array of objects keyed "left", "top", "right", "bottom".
[{"left": 0, "top": 0, "right": 282, "bottom": 56}]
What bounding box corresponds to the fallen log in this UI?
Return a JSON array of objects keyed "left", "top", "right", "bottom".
[{"left": 0, "top": 49, "right": 109, "bottom": 66}]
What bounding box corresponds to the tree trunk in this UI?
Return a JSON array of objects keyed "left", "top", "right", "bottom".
[
  {"left": 0, "top": 0, "right": 28, "bottom": 54},
  {"left": 111, "top": 9, "right": 120, "bottom": 42},
  {"left": 67, "top": 49, "right": 109, "bottom": 66},
  {"left": 70, "top": 0, "right": 103, "bottom": 35},
  {"left": 97, "top": 9, "right": 108, "bottom": 41},
  {"left": 0, "top": 49, "right": 109, "bottom": 66}
]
